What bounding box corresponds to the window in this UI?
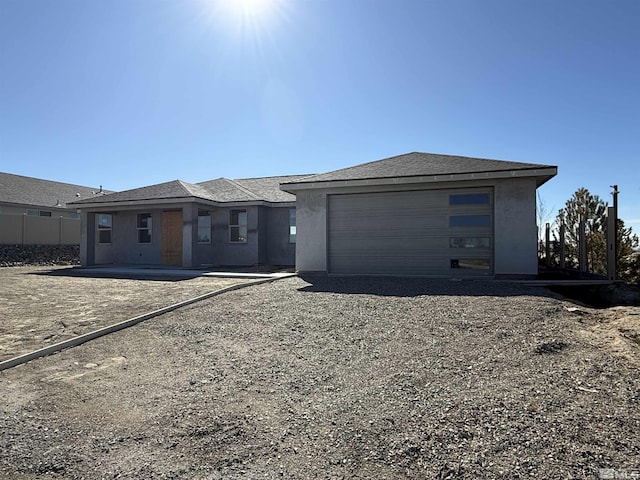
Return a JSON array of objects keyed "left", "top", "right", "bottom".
[
  {"left": 449, "top": 237, "right": 491, "bottom": 249},
  {"left": 450, "top": 258, "right": 491, "bottom": 270},
  {"left": 449, "top": 215, "right": 491, "bottom": 227},
  {"left": 449, "top": 193, "right": 490, "bottom": 205},
  {"left": 197, "top": 210, "right": 211, "bottom": 244},
  {"left": 229, "top": 209, "right": 247, "bottom": 243},
  {"left": 97, "top": 214, "right": 112, "bottom": 244},
  {"left": 289, "top": 208, "right": 296, "bottom": 243},
  {"left": 27, "top": 210, "right": 52, "bottom": 217},
  {"left": 137, "top": 213, "right": 152, "bottom": 243}
]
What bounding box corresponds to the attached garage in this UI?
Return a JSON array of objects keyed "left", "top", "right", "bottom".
[
  {"left": 281, "top": 152, "right": 557, "bottom": 278},
  {"left": 328, "top": 188, "right": 493, "bottom": 276}
]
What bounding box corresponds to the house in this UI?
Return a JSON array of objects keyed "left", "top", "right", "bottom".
[
  {"left": 71, "top": 175, "right": 306, "bottom": 268},
  {"left": 280, "top": 152, "right": 557, "bottom": 278},
  {"left": 0, "top": 172, "right": 109, "bottom": 245}
]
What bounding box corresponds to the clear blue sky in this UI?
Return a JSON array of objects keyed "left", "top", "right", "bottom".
[{"left": 1, "top": 0, "right": 639, "bottom": 231}]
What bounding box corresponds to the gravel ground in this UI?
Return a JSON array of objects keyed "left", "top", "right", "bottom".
[
  {"left": 0, "top": 266, "right": 252, "bottom": 362},
  {"left": 1, "top": 275, "right": 639, "bottom": 479}
]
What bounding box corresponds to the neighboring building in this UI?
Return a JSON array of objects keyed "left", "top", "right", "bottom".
[
  {"left": 281, "top": 152, "right": 557, "bottom": 278},
  {"left": 0, "top": 172, "right": 109, "bottom": 245},
  {"left": 71, "top": 175, "right": 306, "bottom": 268}
]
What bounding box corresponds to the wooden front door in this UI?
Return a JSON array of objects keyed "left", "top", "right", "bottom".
[{"left": 162, "top": 210, "right": 183, "bottom": 265}]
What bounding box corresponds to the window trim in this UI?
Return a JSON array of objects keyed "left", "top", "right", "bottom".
[
  {"left": 137, "top": 213, "right": 152, "bottom": 244},
  {"left": 197, "top": 210, "right": 212, "bottom": 244},
  {"left": 229, "top": 209, "right": 248, "bottom": 243},
  {"left": 97, "top": 213, "right": 112, "bottom": 245}
]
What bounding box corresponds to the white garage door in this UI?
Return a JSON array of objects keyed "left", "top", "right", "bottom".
[{"left": 328, "top": 188, "right": 493, "bottom": 276}]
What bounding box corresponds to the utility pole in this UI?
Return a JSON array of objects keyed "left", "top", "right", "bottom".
[{"left": 611, "top": 185, "right": 619, "bottom": 279}]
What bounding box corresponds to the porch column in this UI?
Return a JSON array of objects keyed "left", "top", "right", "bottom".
[
  {"left": 80, "top": 212, "right": 96, "bottom": 266},
  {"left": 182, "top": 205, "right": 197, "bottom": 267}
]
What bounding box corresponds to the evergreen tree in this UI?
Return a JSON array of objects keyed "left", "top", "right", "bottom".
[{"left": 554, "top": 188, "right": 638, "bottom": 277}]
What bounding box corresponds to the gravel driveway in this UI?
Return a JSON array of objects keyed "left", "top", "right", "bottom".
[
  {"left": 1, "top": 275, "right": 639, "bottom": 479},
  {"left": 0, "top": 266, "right": 254, "bottom": 362}
]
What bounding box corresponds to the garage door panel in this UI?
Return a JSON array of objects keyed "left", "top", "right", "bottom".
[{"left": 328, "top": 189, "right": 493, "bottom": 276}]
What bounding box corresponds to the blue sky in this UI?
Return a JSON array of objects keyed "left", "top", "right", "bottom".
[{"left": 1, "top": 0, "right": 639, "bottom": 231}]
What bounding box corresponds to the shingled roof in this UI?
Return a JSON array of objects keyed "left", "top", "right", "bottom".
[
  {"left": 281, "top": 152, "right": 554, "bottom": 185},
  {"left": 0, "top": 172, "right": 109, "bottom": 209},
  {"left": 72, "top": 175, "right": 309, "bottom": 206}
]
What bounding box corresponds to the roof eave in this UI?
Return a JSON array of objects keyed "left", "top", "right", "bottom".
[
  {"left": 280, "top": 167, "right": 558, "bottom": 192},
  {"left": 73, "top": 197, "right": 296, "bottom": 210}
]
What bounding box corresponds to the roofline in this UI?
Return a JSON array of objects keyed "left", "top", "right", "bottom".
[
  {"left": 280, "top": 167, "right": 558, "bottom": 193},
  {"left": 72, "top": 197, "right": 296, "bottom": 210}
]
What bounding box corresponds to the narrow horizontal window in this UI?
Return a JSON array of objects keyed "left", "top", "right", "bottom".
[
  {"left": 449, "top": 193, "right": 490, "bottom": 205},
  {"left": 449, "top": 237, "right": 491, "bottom": 249},
  {"left": 449, "top": 215, "right": 491, "bottom": 227},
  {"left": 450, "top": 258, "right": 491, "bottom": 270},
  {"left": 197, "top": 210, "right": 211, "bottom": 244}
]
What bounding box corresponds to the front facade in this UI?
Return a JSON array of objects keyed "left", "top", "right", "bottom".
[
  {"left": 72, "top": 176, "right": 303, "bottom": 268},
  {"left": 282, "top": 152, "right": 557, "bottom": 278}
]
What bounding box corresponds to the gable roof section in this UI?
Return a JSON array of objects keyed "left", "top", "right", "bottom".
[
  {"left": 281, "top": 152, "right": 557, "bottom": 190},
  {"left": 72, "top": 175, "right": 308, "bottom": 207},
  {"left": 0, "top": 172, "right": 109, "bottom": 209}
]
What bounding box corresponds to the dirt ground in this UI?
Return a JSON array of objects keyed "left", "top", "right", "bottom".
[
  {"left": 0, "top": 266, "right": 253, "bottom": 362},
  {"left": 0, "top": 272, "right": 639, "bottom": 479}
]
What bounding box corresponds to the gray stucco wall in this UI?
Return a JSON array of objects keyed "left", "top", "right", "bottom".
[
  {"left": 80, "top": 203, "right": 294, "bottom": 268},
  {"left": 293, "top": 177, "right": 542, "bottom": 276},
  {"left": 493, "top": 177, "right": 538, "bottom": 276},
  {"left": 266, "top": 206, "right": 296, "bottom": 266}
]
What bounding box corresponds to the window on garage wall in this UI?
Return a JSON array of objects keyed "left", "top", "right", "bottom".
[
  {"left": 449, "top": 193, "right": 490, "bottom": 205},
  {"left": 449, "top": 215, "right": 491, "bottom": 227}
]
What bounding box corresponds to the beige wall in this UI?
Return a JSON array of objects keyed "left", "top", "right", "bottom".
[{"left": 0, "top": 213, "right": 80, "bottom": 245}]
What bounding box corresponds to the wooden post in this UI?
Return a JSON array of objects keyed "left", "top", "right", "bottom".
[
  {"left": 579, "top": 216, "right": 587, "bottom": 275},
  {"left": 545, "top": 223, "right": 551, "bottom": 267},
  {"left": 559, "top": 223, "right": 566, "bottom": 269},
  {"left": 607, "top": 206, "right": 616, "bottom": 280}
]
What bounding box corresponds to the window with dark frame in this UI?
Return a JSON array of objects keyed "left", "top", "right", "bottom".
[
  {"left": 137, "top": 213, "right": 152, "bottom": 243},
  {"left": 449, "top": 193, "right": 490, "bottom": 205},
  {"left": 97, "top": 214, "right": 112, "bottom": 244},
  {"left": 229, "top": 209, "right": 247, "bottom": 243},
  {"left": 197, "top": 210, "right": 211, "bottom": 244},
  {"left": 449, "top": 215, "right": 491, "bottom": 227},
  {"left": 289, "top": 208, "right": 296, "bottom": 243}
]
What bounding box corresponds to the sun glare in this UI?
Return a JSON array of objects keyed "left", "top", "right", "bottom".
[{"left": 217, "top": 0, "right": 281, "bottom": 23}]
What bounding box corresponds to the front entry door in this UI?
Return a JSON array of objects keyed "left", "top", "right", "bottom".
[{"left": 162, "top": 210, "right": 183, "bottom": 265}]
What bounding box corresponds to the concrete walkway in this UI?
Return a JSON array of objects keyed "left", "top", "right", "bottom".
[{"left": 72, "top": 266, "right": 296, "bottom": 280}]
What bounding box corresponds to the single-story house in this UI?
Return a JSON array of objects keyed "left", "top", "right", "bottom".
[
  {"left": 0, "top": 172, "right": 109, "bottom": 245},
  {"left": 70, "top": 175, "right": 307, "bottom": 268},
  {"left": 281, "top": 152, "right": 557, "bottom": 278}
]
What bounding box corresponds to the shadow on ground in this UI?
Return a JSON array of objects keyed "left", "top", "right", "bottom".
[
  {"left": 297, "top": 274, "right": 561, "bottom": 299},
  {"left": 30, "top": 267, "right": 202, "bottom": 282}
]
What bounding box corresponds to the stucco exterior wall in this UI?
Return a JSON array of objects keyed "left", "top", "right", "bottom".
[
  {"left": 493, "top": 177, "right": 538, "bottom": 276},
  {"left": 266, "top": 206, "right": 296, "bottom": 266},
  {"left": 209, "top": 205, "right": 260, "bottom": 266},
  {"left": 293, "top": 177, "right": 541, "bottom": 276},
  {"left": 295, "top": 190, "right": 328, "bottom": 273}
]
